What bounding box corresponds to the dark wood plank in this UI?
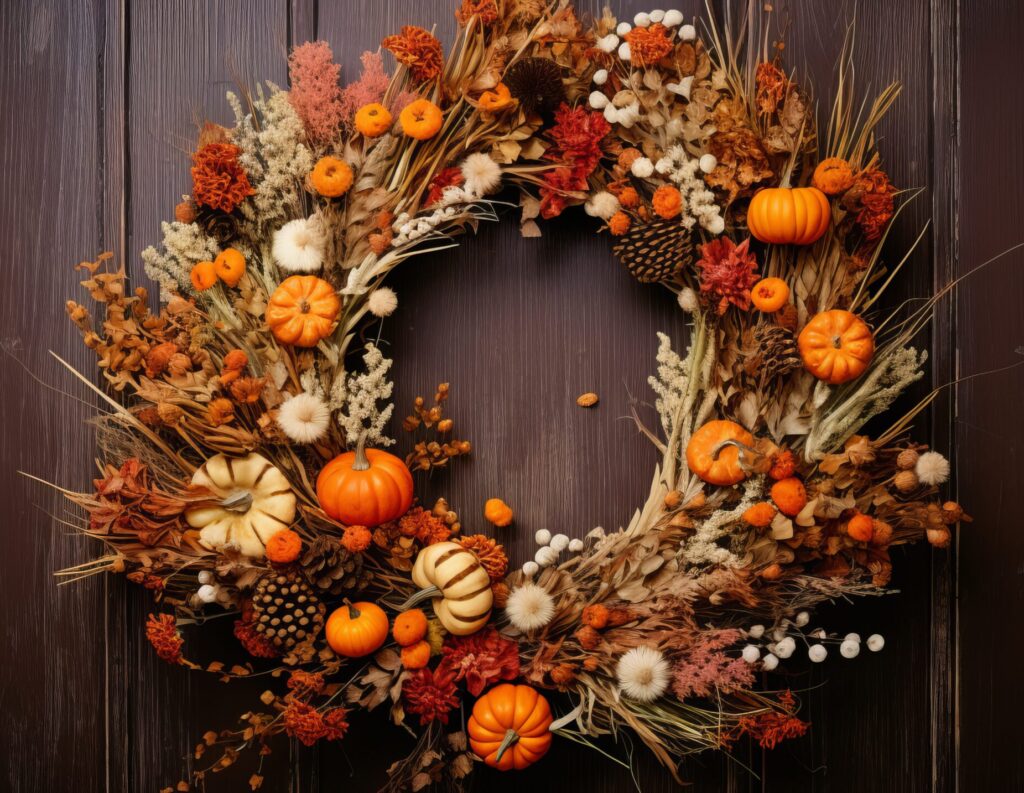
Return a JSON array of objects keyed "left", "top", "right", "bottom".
[
  {"left": 0, "top": 1, "right": 110, "bottom": 790},
  {"left": 956, "top": 1, "right": 1024, "bottom": 790}
]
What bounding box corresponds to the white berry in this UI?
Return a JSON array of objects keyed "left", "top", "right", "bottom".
[
  {"left": 794, "top": 611, "right": 810, "bottom": 627},
  {"left": 699, "top": 153, "right": 718, "bottom": 173},
  {"left": 616, "top": 22, "right": 632, "bottom": 36},
  {"left": 663, "top": 9, "right": 684, "bottom": 27},
  {"left": 522, "top": 561, "right": 539, "bottom": 577},
  {"left": 534, "top": 547, "right": 557, "bottom": 567},
  {"left": 762, "top": 653, "right": 779, "bottom": 671},
  {"left": 197, "top": 584, "right": 217, "bottom": 603},
  {"left": 535, "top": 529, "right": 551, "bottom": 546},
  {"left": 197, "top": 570, "right": 214, "bottom": 585},
  {"left": 650, "top": 10, "right": 666, "bottom": 23},
  {"left": 742, "top": 645, "right": 761, "bottom": 663},
  {"left": 589, "top": 91, "right": 608, "bottom": 109},
  {"left": 774, "top": 637, "right": 796, "bottom": 659},
  {"left": 593, "top": 68, "right": 609, "bottom": 85},
  {"left": 568, "top": 538, "right": 585, "bottom": 553},
  {"left": 867, "top": 634, "right": 885, "bottom": 652},
  {"left": 618, "top": 42, "right": 632, "bottom": 61},
  {"left": 840, "top": 640, "right": 861, "bottom": 659},
  {"left": 680, "top": 23, "right": 696, "bottom": 40},
  {"left": 550, "top": 533, "right": 570, "bottom": 552},
  {"left": 597, "top": 34, "right": 619, "bottom": 53},
  {"left": 844, "top": 632, "right": 862, "bottom": 644},
  {"left": 748, "top": 624, "right": 765, "bottom": 639},
  {"left": 633, "top": 12, "right": 651, "bottom": 27},
  {"left": 808, "top": 644, "right": 828, "bottom": 663}
]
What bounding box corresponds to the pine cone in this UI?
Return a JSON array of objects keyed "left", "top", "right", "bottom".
[
  {"left": 195, "top": 206, "right": 239, "bottom": 244},
  {"left": 611, "top": 219, "right": 694, "bottom": 284},
  {"left": 749, "top": 324, "right": 801, "bottom": 380},
  {"left": 250, "top": 571, "right": 325, "bottom": 651},
  {"left": 300, "top": 536, "right": 372, "bottom": 595}
]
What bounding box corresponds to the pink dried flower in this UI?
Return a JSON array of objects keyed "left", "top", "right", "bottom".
[
  {"left": 339, "top": 51, "right": 390, "bottom": 126},
  {"left": 288, "top": 41, "right": 345, "bottom": 145},
  {"left": 671, "top": 629, "right": 755, "bottom": 700},
  {"left": 695, "top": 237, "right": 760, "bottom": 314}
]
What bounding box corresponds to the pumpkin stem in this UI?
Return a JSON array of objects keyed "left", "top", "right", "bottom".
[
  {"left": 343, "top": 598, "right": 361, "bottom": 620},
  {"left": 710, "top": 438, "right": 757, "bottom": 463},
  {"left": 398, "top": 585, "right": 441, "bottom": 610},
  {"left": 494, "top": 729, "right": 520, "bottom": 763},
  {"left": 220, "top": 490, "right": 253, "bottom": 513},
  {"left": 352, "top": 431, "right": 370, "bottom": 471}
]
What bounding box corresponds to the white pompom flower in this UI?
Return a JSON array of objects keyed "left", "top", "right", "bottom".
[
  {"left": 368, "top": 287, "right": 398, "bottom": 318},
  {"left": 616, "top": 646, "right": 670, "bottom": 702},
  {"left": 506, "top": 582, "right": 555, "bottom": 632},
  {"left": 584, "top": 191, "right": 620, "bottom": 220},
  {"left": 460, "top": 152, "right": 502, "bottom": 197},
  {"left": 915, "top": 451, "right": 950, "bottom": 485},
  {"left": 630, "top": 157, "right": 654, "bottom": 178},
  {"left": 272, "top": 218, "right": 325, "bottom": 273},
  {"left": 276, "top": 392, "right": 331, "bottom": 444},
  {"left": 678, "top": 287, "right": 699, "bottom": 313}
]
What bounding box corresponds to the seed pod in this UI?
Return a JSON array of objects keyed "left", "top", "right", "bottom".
[
  {"left": 896, "top": 449, "right": 919, "bottom": 470},
  {"left": 894, "top": 470, "right": 919, "bottom": 493},
  {"left": 576, "top": 392, "right": 599, "bottom": 408}
]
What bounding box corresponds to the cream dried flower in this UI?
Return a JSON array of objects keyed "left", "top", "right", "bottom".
[
  {"left": 678, "top": 287, "right": 699, "bottom": 313},
  {"left": 616, "top": 646, "right": 670, "bottom": 702},
  {"left": 272, "top": 218, "right": 325, "bottom": 273},
  {"left": 367, "top": 287, "right": 398, "bottom": 317},
  {"left": 461, "top": 153, "right": 502, "bottom": 196},
  {"left": 505, "top": 582, "right": 555, "bottom": 632},
  {"left": 584, "top": 191, "right": 620, "bottom": 220},
  {"left": 277, "top": 392, "right": 331, "bottom": 443},
  {"left": 915, "top": 451, "right": 950, "bottom": 485}
]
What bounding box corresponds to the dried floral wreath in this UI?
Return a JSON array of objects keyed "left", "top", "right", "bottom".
[{"left": 47, "top": 1, "right": 968, "bottom": 790}]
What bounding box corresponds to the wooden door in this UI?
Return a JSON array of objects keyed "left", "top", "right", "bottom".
[{"left": 1, "top": 1, "right": 1019, "bottom": 791}]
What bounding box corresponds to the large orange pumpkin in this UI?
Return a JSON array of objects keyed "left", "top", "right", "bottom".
[
  {"left": 747, "top": 186, "right": 830, "bottom": 246},
  {"left": 468, "top": 684, "right": 553, "bottom": 771},
  {"left": 685, "top": 420, "right": 755, "bottom": 486},
  {"left": 798, "top": 309, "right": 875, "bottom": 384},
  {"left": 325, "top": 600, "right": 389, "bottom": 657},
  {"left": 266, "top": 275, "right": 340, "bottom": 347},
  {"left": 317, "top": 435, "right": 414, "bottom": 526}
]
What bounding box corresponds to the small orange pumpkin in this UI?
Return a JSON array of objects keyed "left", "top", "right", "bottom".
[
  {"left": 798, "top": 309, "right": 875, "bottom": 384},
  {"left": 190, "top": 260, "right": 217, "bottom": 291},
  {"left": 325, "top": 600, "right": 389, "bottom": 658},
  {"left": 265, "top": 528, "right": 302, "bottom": 563},
  {"left": 747, "top": 186, "right": 830, "bottom": 246},
  {"left": 310, "top": 156, "right": 353, "bottom": 198},
  {"left": 771, "top": 477, "right": 807, "bottom": 517},
  {"left": 478, "top": 82, "right": 514, "bottom": 112},
  {"left": 685, "top": 420, "right": 755, "bottom": 486},
  {"left": 317, "top": 435, "right": 414, "bottom": 526},
  {"left": 266, "top": 275, "right": 340, "bottom": 347},
  {"left": 392, "top": 608, "right": 428, "bottom": 647},
  {"left": 750, "top": 277, "right": 790, "bottom": 312},
  {"left": 214, "top": 248, "right": 246, "bottom": 287},
  {"left": 354, "top": 102, "right": 393, "bottom": 137},
  {"left": 400, "top": 640, "right": 432, "bottom": 669},
  {"left": 468, "top": 684, "right": 553, "bottom": 771},
  {"left": 484, "top": 497, "right": 514, "bottom": 527},
  {"left": 399, "top": 99, "right": 444, "bottom": 140},
  {"left": 812, "top": 157, "right": 855, "bottom": 195}
]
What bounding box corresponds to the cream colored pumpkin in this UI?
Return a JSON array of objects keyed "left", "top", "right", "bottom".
[
  {"left": 410, "top": 542, "right": 493, "bottom": 636},
  {"left": 185, "top": 453, "right": 296, "bottom": 558}
]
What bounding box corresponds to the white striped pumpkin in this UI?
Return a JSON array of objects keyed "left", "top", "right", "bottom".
[
  {"left": 185, "top": 453, "right": 296, "bottom": 558},
  {"left": 411, "top": 541, "right": 493, "bottom": 635}
]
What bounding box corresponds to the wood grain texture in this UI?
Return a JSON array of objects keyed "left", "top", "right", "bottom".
[{"left": 1, "top": 0, "right": 1009, "bottom": 790}]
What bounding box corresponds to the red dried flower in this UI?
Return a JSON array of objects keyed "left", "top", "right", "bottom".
[
  {"left": 288, "top": 41, "right": 345, "bottom": 145},
  {"left": 191, "top": 142, "right": 254, "bottom": 213},
  {"left": 457, "top": 534, "right": 508, "bottom": 581},
  {"left": 322, "top": 708, "right": 350, "bottom": 741},
  {"left": 341, "top": 524, "right": 372, "bottom": 553},
  {"left": 849, "top": 167, "right": 895, "bottom": 241},
  {"left": 672, "top": 629, "right": 754, "bottom": 699},
  {"left": 233, "top": 616, "right": 280, "bottom": 659},
  {"left": 382, "top": 26, "right": 444, "bottom": 82},
  {"left": 398, "top": 507, "right": 452, "bottom": 545},
  {"left": 768, "top": 449, "right": 797, "bottom": 480},
  {"left": 546, "top": 104, "right": 611, "bottom": 175},
  {"left": 737, "top": 691, "right": 809, "bottom": 749},
  {"left": 145, "top": 613, "right": 184, "bottom": 665},
  {"left": 282, "top": 701, "right": 327, "bottom": 746},
  {"left": 287, "top": 670, "right": 326, "bottom": 699},
  {"left": 695, "top": 237, "right": 760, "bottom": 314},
  {"left": 402, "top": 666, "right": 461, "bottom": 725},
  {"left": 456, "top": 0, "right": 499, "bottom": 26},
  {"left": 755, "top": 62, "right": 789, "bottom": 115},
  {"left": 624, "top": 23, "right": 673, "bottom": 67},
  {"left": 439, "top": 627, "right": 520, "bottom": 696},
  {"left": 425, "top": 166, "right": 464, "bottom": 206}
]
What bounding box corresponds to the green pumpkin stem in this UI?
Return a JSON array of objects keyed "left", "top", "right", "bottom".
[
  {"left": 399, "top": 585, "right": 441, "bottom": 610},
  {"left": 352, "top": 431, "right": 370, "bottom": 471},
  {"left": 494, "top": 728, "right": 520, "bottom": 763}
]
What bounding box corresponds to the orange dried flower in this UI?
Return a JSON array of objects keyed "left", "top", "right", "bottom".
[
  {"left": 617, "top": 186, "right": 640, "bottom": 208},
  {"left": 618, "top": 148, "right": 641, "bottom": 170},
  {"left": 145, "top": 613, "right": 183, "bottom": 664},
  {"left": 477, "top": 82, "right": 514, "bottom": 111},
  {"left": 456, "top": 0, "right": 499, "bottom": 26},
  {"left": 341, "top": 524, "right": 372, "bottom": 553},
  {"left": 287, "top": 669, "right": 326, "bottom": 698},
  {"left": 581, "top": 604, "right": 609, "bottom": 629},
  {"left": 605, "top": 607, "right": 633, "bottom": 627},
  {"left": 768, "top": 450, "right": 796, "bottom": 480},
  {"left": 755, "top": 61, "right": 788, "bottom": 115},
  {"left": 458, "top": 534, "right": 508, "bottom": 580},
  {"left": 223, "top": 349, "right": 248, "bottom": 371},
  {"left": 145, "top": 341, "right": 179, "bottom": 378},
  {"left": 266, "top": 529, "right": 302, "bottom": 563},
  {"left": 491, "top": 581, "right": 509, "bottom": 608},
  {"left": 550, "top": 664, "right": 577, "bottom": 686},
  {"left": 743, "top": 502, "right": 777, "bottom": 528},
  {"left": 846, "top": 512, "right": 875, "bottom": 543},
  {"left": 771, "top": 477, "right": 807, "bottom": 517},
  {"left": 230, "top": 376, "right": 265, "bottom": 404},
  {"left": 848, "top": 167, "right": 895, "bottom": 241},
  {"left": 234, "top": 614, "right": 280, "bottom": 658},
  {"left": 191, "top": 142, "right": 254, "bottom": 213},
  {"left": 652, "top": 185, "right": 683, "bottom": 219},
  {"left": 382, "top": 26, "right": 444, "bottom": 82},
  {"left": 398, "top": 507, "right": 452, "bottom": 545},
  {"left": 608, "top": 211, "right": 631, "bottom": 236},
  {"left": 207, "top": 397, "right": 235, "bottom": 426},
  {"left": 871, "top": 519, "right": 894, "bottom": 546},
  {"left": 760, "top": 562, "right": 784, "bottom": 580},
  {"left": 282, "top": 701, "right": 327, "bottom": 746},
  {"left": 624, "top": 23, "right": 673, "bottom": 67},
  {"left": 322, "top": 708, "right": 350, "bottom": 741},
  {"left": 575, "top": 625, "right": 601, "bottom": 650},
  {"left": 812, "top": 157, "right": 855, "bottom": 195}
]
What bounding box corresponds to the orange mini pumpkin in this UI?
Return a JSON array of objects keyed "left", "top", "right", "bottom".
[
  {"left": 685, "top": 420, "right": 755, "bottom": 486},
  {"left": 214, "top": 248, "right": 246, "bottom": 287},
  {"left": 798, "top": 309, "right": 875, "bottom": 384},
  {"left": 750, "top": 277, "right": 790, "bottom": 312},
  {"left": 354, "top": 102, "right": 393, "bottom": 137},
  {"left": 478, "top": 82, "right": 514, "bottom": 112},
  {"left": 265, "top": 528, "right": 302, "bottom": 563},
  {"left": 771, "top": 477, "right": 807, "bottom": 517},
  {"left": 812, "top": 157, "right": 855, "bottom": 196},
  {"left": 190, "top": 260, "right": 217, "bottom": 291},
  {"left": 400, "top": 640, "right": 432, "bottom": 669},
  {"left": 317, "top": 435, "right": 414, "bottom": 526},
  {"left": 392, "top": 608, "right": 428, "bottom": 647},
  {"left": 747, "top": 186, "right": 830, "bottom": 246},
  {"left": 325, "top": 600, "right": 389, "bottom": 658},
  {"left": 310, "top": 156, "right": 354, "bottom": 198},
  {"left": 484, "top": 497, "right": 514, "bottom": 527},
  {"left": 399, "top": 99, "right": 444, "bottom": 140},
  {"left": 468, "top": 684, "right": 553, "bottom": 771},
  {"left": 266, "top": 275, "right": 340, "bottom": 347}
]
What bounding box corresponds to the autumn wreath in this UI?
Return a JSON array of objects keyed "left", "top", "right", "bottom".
[{"left": 48, "top": 1, "right": 968, "bottom": 789}]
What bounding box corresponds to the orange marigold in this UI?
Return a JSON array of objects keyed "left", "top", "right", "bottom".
[
  {"left": 191, "top": 142, "right": 254, "bottom": 213},
  {"left": 617, "top": 186, "right": 640, "bottom": 208},
  {"left": 266, "top": 529, "right": 302, "bottom": 563},
  {"left": 771, "top": 477, "right": 807, "bottom": 517},
  {"left": 768, "top": 450, "right": 796, "bottom": 480},
  {"left": 222, "top": 349, "right": 248, "bottom": 371},
  {"left": 382, "top": 26, "right": 444, "bottom": 82},
  {"left": 229, "top": 376, "right": 265, "bottom": 404},
  {"left": 608, "top": 211, "right": 631, "bottom": 236},
  {"left": 341, "top": 524, "right": 372, "bottom": 553},
  {"left": 207, "top": 397, "right": 234, "bottom": 426},
  {"left": 456, "top": 0, "right": 499, "bottom": 26},
  {"left": 624, "top": 23, "right": 673, "bottom": 67},
  {"left": 287, "top": 669, "right": 326, "bottom": 698},
  {"left": 581, "top": 603, "right": 609, "bottom": 629},
  {"left": 398, "top": 507, "right": 452, "bottom": 545},
  {"left": 652, "top": 185, "right": 683, "bottom": 219},
  {"left": 282, "top": 701, "right": 327, "bottom": 746},
  {"left": 146, "top": 613, "right": 183, "bottom": 664},
  {"left": 743, "top": 501, "right": 777, "bottom": 528},
  {"left": 458, "top": 534, "right": 508, "bottom": 581}
]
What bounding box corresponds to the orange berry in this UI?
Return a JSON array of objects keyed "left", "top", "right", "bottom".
[
  {"left": 214, "top": 248, "right": 246, "bottom": 287},
  {"left": 189, "top": 260, "right": 217, "bottom": 291}
]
